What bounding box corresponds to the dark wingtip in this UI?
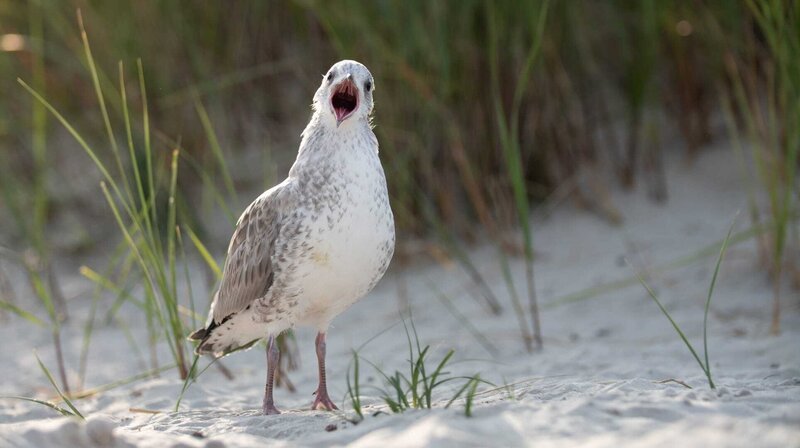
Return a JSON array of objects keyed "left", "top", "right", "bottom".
[
  {"left": 189, "top": 318, "right": 220, "bottom": 342},
  {"left": 188, "top": 328, "right": 207, "bottom": 341}
]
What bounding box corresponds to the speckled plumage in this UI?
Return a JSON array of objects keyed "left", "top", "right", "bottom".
[{"left": 190, "top": 61, "right": 395, "bottom": 363}]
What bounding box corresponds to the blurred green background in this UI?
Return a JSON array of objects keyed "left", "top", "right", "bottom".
[{"left": 0, "top": 0, "right": 796, "bottom": 260}]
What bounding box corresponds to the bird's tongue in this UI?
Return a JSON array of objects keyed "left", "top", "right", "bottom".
[
  {"left": 332, "top": 80, "right": 358, "bottom": 122},
  {"left": 334, "top": 105, "right": 350, "bottom": 121}
]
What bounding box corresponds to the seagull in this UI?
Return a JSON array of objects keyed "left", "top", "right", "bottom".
[{"left": 189, "top": 60, "right": 395, "bottom": 415}]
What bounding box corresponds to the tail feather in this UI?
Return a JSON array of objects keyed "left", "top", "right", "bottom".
[{"left": 188, "top": 308, "right": 265, "bottom": 357}]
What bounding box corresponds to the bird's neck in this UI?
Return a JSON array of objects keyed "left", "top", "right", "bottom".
[{"left": 290, "top": 116, "right": 378, "bottom": 177}]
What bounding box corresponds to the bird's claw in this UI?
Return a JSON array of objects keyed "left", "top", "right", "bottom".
[{"left": 311, "top": 392, "right": 339, "bottom": 411}]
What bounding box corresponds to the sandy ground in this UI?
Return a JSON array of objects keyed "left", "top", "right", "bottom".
[{"left": 1, "top": 145, "right": 798, "bottom": 448}]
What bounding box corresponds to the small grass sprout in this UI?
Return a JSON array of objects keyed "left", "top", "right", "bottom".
[
  {"left": 34, "top": 352, "right": 84, "bottom": 419},
  {"left": 346, "top": 318, "right": 493, "bottom": 419},
  {"left": 631, "top": 217, "right": 737, "bottom": 389}
]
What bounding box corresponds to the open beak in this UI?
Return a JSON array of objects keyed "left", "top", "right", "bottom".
[{"left": 330, "top": 74, "right": 359, "bottom": 127}]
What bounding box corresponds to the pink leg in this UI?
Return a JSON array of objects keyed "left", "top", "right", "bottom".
[
  {"left": 311, "top": 332, "right": 339, "bottom": 411},
  {"left": 262, "top": 335, "right": 281, "bottom": 415}
]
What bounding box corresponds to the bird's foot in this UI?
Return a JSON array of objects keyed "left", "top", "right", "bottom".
[
  {"left": 262, "top": 402, "right": 281, "bottom": 415},
  {"left": 311, "top": 391, "right": 339, "bottom": 411}
]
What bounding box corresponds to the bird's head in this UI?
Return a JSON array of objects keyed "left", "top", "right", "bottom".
[{"left": 313, "top": 60, "right": 375, "bottom": 129}]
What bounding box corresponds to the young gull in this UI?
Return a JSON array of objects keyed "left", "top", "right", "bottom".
[{"left": 189, "top": 60, "right": 395, "bottom": 414}]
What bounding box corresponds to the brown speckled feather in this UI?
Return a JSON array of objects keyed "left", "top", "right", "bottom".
[{"left": 212, "top": 182, "right": 293, "bottom": 323}]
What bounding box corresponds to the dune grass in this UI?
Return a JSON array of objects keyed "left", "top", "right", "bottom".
[
  {"left": 0, "top": 0, "right": 748, "bottom": 240},
  {"left": 2, "top": 1, "right": 795, "bottom": 248},
  {"left": 487, "top": 0, "right": 550, "bottom": 351},
  {"left": 717, "top": 0, "right": 799, "bottom": 334},
  {"left": 18, "top": 14, "right": 198, "bottom": 380},
  {"left": 12, "top": 10, "right": 311, "bottom": 393}
]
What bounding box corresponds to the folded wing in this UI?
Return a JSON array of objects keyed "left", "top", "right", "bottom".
[{"left": 212, "top": 183, "right": 291, "bottom": 323}]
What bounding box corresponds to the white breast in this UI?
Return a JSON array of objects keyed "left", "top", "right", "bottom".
[{"left": 292, "top": 140, "right": 395, "bottom": 329}]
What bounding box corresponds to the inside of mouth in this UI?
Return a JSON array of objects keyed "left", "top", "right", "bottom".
[{"left": 332, "top": 82, "right": 357, "bottom": 120}]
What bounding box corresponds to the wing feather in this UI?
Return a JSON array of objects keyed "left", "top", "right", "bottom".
[{"left": 212, "top": 182, "right": 292, "bottom": 323}]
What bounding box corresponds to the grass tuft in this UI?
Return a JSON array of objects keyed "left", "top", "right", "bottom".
[
  {"left": 346, "top": 318, "right": 492, "bottom": 417},
  {"left": 18, "top": 18, "right": 199, "bottom": 380}
]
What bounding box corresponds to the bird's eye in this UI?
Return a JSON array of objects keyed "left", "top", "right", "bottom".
[
  {"left": 364, "top": 81, "right": 372, "bottom": 92},
  {"left": 327, "top": 72, "right": 334, "bottom": 82}
]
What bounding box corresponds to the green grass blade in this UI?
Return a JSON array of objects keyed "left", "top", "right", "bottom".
[
  {"left": 630, "top": 263, "right": 711, "bottom": 387},
  {"left": 77, "top": 11, "right": 132, "bottom": 205},
  {"left": 17, "top": 78, "right": 139, "bottom": 229},
  {"left": 98, "top": 181, "right": 178, "bottom": 369},
  {"left": 165, "top": 148, "right": 189, "bottom": 378},
  {"left": 0, "top": 300, "right": 45, "bottom": 327},
  {"left": 464, "top": 375, "right": 480, "bottom": 417},
  {"left": 186, "top": 226, "right": 222, "bottom": 280},
  {"left": 34, "top": 352, "right": 83, "bottom": 419},
  {"left": 346, "top": 350, "right": 363, "bottom": 419},
  {"left": 409, "top": 345, "right": 429, "bottom": 408},
  {"left": 426, "top": 349, "right": 454, "bottom": 408},
  {"left": 444, "top": 379, "right": 473, "bottom": 410},
  {"left": 193, "top": 94, "right": 236, "bottom": 201},
  {"left": 0, "top": 396, "right": 76, "bottom": 418},
  {"left": 137, "top": 59, "right": 158, "bottom": 235},
  {"left": 119, "top": 61, "right": 157, "bottom": 247},
  {"left": 26, "top": 268, "right": 57, "bottom": 323},
  {"left": 497, "top": 252, "right": 534, "bottom": 351},
  {"left": 99, "top": 182, "right": 157, "bottom": 293},
  {"left": 176, "top": 227, "right": 198, "bottom": 326},
  {"left": 174, "top": 355, "right": 201, "bottom": 411},
  {"left": 703, "top": 216, "right": 737, "bottom": 389},
  {"left": 80, "top": 266, "right": 130, "bottom": 299}
]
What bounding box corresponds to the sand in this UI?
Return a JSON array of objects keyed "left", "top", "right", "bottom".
[{"left": 1, "top": 145, "right": 798, "bottom": 447}]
